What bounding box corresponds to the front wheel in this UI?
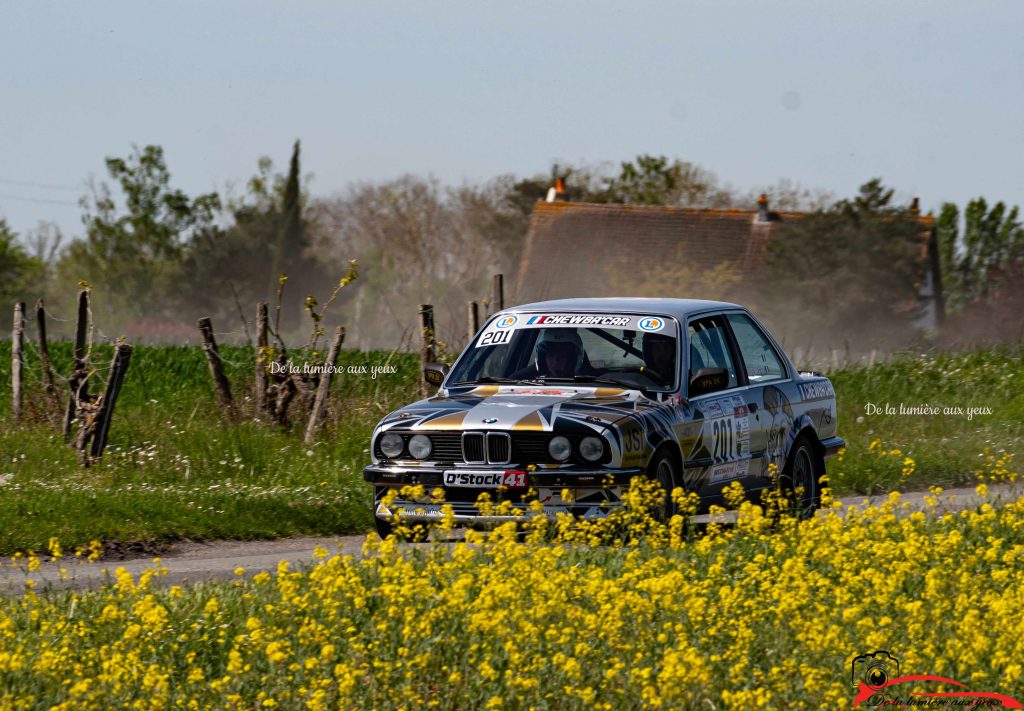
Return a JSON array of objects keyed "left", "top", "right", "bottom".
[
  {"left": 780, "top": 437, "right": 820, "bottom": 520},
  {"left": 647, "top": 449, "right": 680, "bottom": 522},
  {"left": 375, "top": 515, "right": 394, "bottom": 540}
]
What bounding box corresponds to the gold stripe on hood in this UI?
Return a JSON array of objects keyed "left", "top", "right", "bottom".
[
  {"left": 594, "top": 387, "right": 627, "bottom": 397},
  {"left": 513, "top": 411, "right": 547, "bottom": 431},
  {"left": 470, "top": 385, "right": 500, "bottom": 397},
  {"left": 417, "top": 411, "right": 468, "bottom": 429}
]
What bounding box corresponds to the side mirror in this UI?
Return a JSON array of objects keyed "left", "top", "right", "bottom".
[
  {"left": 424, "top": 362, "right": 450, "bottom": 387},
  {"left": 689, "top": 367, "right": 729, "bottom": 397}
]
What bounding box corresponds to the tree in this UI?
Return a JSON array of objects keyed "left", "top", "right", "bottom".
[
  {"left": 757, "top": 179, "right": 926, "bottom": 351},
  {"left": 0, "top": 218, "right": 44, "bottom": 304},
  {"left": 182, "top": 141, "right": 332, "bottom": 338},
  {"left": 935, "top": 198, "right": 1024, "bottom": 309},
  {"left": 58, "top": 145, "right": 220, "bottom": 325},
  {"left": 598, "top": 154, "right": 735, "bottom": 207}
]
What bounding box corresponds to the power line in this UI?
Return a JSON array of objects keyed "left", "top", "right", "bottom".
[
  {"left": 0, "top": 192, "right": 80, "bottom": 206},
  {"left": 0, "top": 177, "right": 81, "bottom": 192}
]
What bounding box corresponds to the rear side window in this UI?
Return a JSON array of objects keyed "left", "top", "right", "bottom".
[
  {"left": 727, "top": 313, "right": 786, "bottom": 383},
  {"left": 687, "top": 316, "right": 738, "bottom": 389}
]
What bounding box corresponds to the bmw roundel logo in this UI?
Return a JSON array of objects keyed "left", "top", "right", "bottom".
[
  {"left": 638, "top": 317, "right": 664, "bottom": 332},
  {"left": 483, "top": 417, "right": 498, "bottom": 423},
  {"left": 495, "top": 315, "right": 518, "bottom": 329}
]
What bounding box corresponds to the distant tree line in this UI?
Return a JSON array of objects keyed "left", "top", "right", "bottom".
[{"left": 1, "top": 147, "right": 1021, "bottom": 351}]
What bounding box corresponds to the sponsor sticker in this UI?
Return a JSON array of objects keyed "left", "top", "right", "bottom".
[
  {"left": 394, "top": 504, "right": 445, "bottom": 516},
  {"left": 476, "top": 329, "right": 514, "bottom": 347},
  {"left": 708, "top": 459, "right": 749, "bottom": 485},
  {"left": 638, "top": 316, "right": 665, "bottom": 332},
  {"left": 495, "top": 315, "right": 518, "bottom": 329},
  {"left": 524, "top": 314, "right": 633, "bottom": 327},
  {"left": 800, "top": 381, "right": 834, "bottom": 400},
  {"left": 443, "top": 470, "right": 528, "bottom": 488}
]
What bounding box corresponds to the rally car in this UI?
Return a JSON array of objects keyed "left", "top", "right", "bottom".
[{"left": 363, "top": 298, "right": 843, "bottom": 537}]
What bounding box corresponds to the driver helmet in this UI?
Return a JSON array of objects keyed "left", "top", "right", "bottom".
[{"left": 535, "top": 329, "right": 584, "bottom": 373}]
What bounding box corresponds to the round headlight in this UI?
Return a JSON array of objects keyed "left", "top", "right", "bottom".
[
  {"left": 579, "top": 436, "right": 605, "bottom": 462},
  {"left": 379, "top": 433, "right": 404, "bottom": 459},
  {"left": 408, "top": 434, "right": 433, "bottom": 460},
  {"left": 548, "top": 436, "right": 572, "bottom": 462}
]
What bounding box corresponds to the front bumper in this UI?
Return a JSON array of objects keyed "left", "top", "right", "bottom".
[{"left": 365, "top": 464, "right": 645, "bottom": 525}]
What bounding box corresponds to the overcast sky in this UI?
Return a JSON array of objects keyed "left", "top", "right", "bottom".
[{"left": 2, "top": 1, "right": 1022, "bottom": 239}]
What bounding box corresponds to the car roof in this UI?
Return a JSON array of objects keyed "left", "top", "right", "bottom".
[{"left": 498, "top": 297, "right": 743, "bottom": 321}]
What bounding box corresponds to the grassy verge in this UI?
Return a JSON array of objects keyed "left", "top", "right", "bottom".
[
  {"left": 0, "top": 341, "right": 1021, "bottom": 555},
  {"left": 0, "top": 342, "right": 421, "bottom": 554},
  {"left": 827, "top": 345, "right": 1023, "bottom": 494}
]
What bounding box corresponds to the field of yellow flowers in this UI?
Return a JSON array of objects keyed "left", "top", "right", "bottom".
[{"left": 2, "top": 454, "right": 1023, "bottom": 710}]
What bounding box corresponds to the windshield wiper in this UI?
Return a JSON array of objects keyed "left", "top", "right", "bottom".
[
  {"left": 525, "top": 374, "right": 637, "bottom": 388},
  {"left": 451, "top": 376, "right": 520, "bottom": 385}
]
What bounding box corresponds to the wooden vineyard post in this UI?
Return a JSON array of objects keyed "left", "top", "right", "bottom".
[
  {"left": 11, "top": 302, "right": 25, "bottom": 423},
  {"left": 198, "top": 317, "right": 237, "bottom": 422},
  {"left": 63, "top": 289, "right": 90, "bottom": 440},
  {"left": 492, "top": 273, "right": 504, "bottom": 312},
  {"left": 255, "top": 302, "right": 269, "bottom": 418},
  {"left": 303, "top": 325, "right": 345, "bottom": 445},
  {"left": 467, "top": 300, "right": 480, "bottom": 346},
  {"left": 88, "top": 344, "right": 132, "bottom": 459},
  {"left": 419, "top": 304, "right": 435, "bottom": 396},
  {"left": 35, "top": 299, "right": 61, "bottom": 414}
]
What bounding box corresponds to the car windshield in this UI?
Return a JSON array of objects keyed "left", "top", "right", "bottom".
[{"left": 448, "top": 313, "right": 678, "bottom": 391}]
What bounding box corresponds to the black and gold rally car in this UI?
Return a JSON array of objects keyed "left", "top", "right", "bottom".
[{"left": 364, "top": 298, "right": 843, "bottom": 537}]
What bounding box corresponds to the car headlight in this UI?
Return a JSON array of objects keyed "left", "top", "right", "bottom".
[
  {"left": 408, "top": 434, "right": 433, "bottom": 460},
  {"left": 579, "top": 436, "right": 605, "bottom": 462},
  {"left": 548, "top": 436, "right": 572, "bottom": 462},
  {"left": 379, "top": 432, "right": 404, "bottom": 459}
]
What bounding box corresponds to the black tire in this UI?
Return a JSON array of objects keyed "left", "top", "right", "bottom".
[
  {"left": 781, "top": 436, "right": 820, "bottom": 520},
  {"left": 375, "top": 515, "right": 394, "bottom": 540},
  {"left": 647, "top": 449, "right": 680, "bottom": 522}
]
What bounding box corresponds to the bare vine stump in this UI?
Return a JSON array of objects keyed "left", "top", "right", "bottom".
[
  {"left": 304, "top": 326, "right": 345, "bottom": 444},
  {"left": 63, "top": 289, "right": 91, "bottom": 440},
  {"left": 35, "top": 299, "right": 61, "bottom": 416},
  {"left": 255, "top": 302, "right": 269, "bottom": 417},
  {"left": 467, "top": 301, "right": 479, "bottom": 346},
  {"left": 198, "top": 317, "right": 237, "bottom": 422},
  {"left": 419, "top": 304, "right": 436, "bottom": 396},
  {"left": 89, "top": 344, "right": 132, "bottom": 459}
]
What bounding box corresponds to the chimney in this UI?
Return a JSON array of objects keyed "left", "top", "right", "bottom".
[
  {"left": 545, "top": 169, "right": 569, "bottom": 203},
  {"left": 756, "top": 193, "right": 769, "bottom": 222},
  {"left": 911, "top": 197, "right": 920, "bottom": 214}
]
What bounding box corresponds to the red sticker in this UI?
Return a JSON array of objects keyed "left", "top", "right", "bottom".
[{"left": 502, "top": 470, "right": 528, "bottom": 488}]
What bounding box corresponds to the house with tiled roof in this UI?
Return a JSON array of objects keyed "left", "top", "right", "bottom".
[{"left": 513, "top": 197, "right": 944, "bottom": 330}]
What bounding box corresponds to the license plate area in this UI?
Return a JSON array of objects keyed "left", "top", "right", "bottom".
[{"left": 443, "top": 469, "right": 527, "bottom": 488}]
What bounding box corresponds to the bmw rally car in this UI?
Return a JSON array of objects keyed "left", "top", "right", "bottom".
[{"left": 363, "top": 298, "right": 844, "bottom": 537}]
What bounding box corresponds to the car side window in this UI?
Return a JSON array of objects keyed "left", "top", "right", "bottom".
[
  {"left": 726, "top": 314, "right": 786, "bottom": 383},
  {"left": 687, "top": 316, "right": 738, "bottom": 391}
]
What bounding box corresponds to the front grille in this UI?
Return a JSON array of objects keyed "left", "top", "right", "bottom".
[
  {"left": 429, "top": 433, "right": 463, "bottom": 461},
  {"left": 375, "top": 430, "right": 610, "bottom": 465},
  {"left": 462, "top": 432, "right": 485, "bottom": 463},
  {"left": 487, "top": 432, "right": 511, "bottom": 464}
]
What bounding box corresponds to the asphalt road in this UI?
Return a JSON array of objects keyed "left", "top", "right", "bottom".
[{"left": 2, "top": 483, "right": 1020, "bottom": 596}]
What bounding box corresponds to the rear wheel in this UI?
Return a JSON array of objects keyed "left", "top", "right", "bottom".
[{"left": 781, "top": 436, "right": 820, "bottom": 520}]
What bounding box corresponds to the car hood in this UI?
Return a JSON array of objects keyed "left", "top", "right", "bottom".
[{"left": 379, "top": 384, "right": 654, "bottom": 433}]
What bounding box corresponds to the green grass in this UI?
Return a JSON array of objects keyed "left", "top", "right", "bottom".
[
  {"left": 0, "top": 340, "right": 421, "bottom": 554},
  {"left": 0, "top": 340, "right": 1021, "bottom": 555},
  {"left": 827, "top": 344, "right": 1024, "bottom": 494}
]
